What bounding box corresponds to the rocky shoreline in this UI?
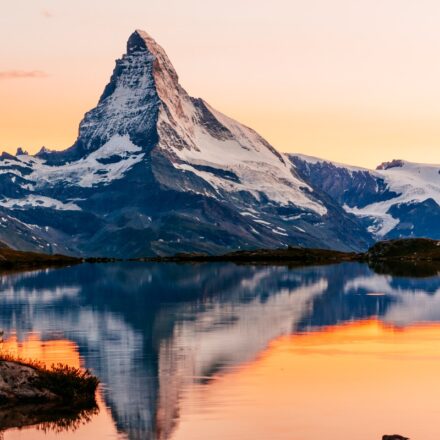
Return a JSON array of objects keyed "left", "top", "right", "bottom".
[
  {"left": 1, "top": 238, "right": 439, "bottom": 273},
  {"left": 138, "top": 238, "right": 440, "bottom": 266},
  {"left": 0, "top": 245, "right": 80, "bottom": 272},
  {"left": 0, "top": 357, "right": 98, "bottom": 406},
  {"left": 0, "top": 355, "right": 99, "bottom": 432},
  {"left": 138, "top": 246, "right": 358, "bottom": 265}
]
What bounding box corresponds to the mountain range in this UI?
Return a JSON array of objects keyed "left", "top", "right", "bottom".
[
  {"left": 292, "top": 156, "right": 440, "bottom": 241},
  {"left": 0, "top": 30, "right": 438, "bottom": 257}
]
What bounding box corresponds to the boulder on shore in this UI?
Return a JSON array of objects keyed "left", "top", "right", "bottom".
[{"left": 0, "top": 359, "right": 98, "bottom": 405}]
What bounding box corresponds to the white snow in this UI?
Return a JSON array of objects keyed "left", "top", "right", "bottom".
[
  {"left": 7, "top": 135, "right": 144, "bottom": 189},
  {"left": 296, "top": 155, "right": 440, "bottom": 237},
  {"left": 293, "top": 226, "right": 306, "bottom": 233},
  {"left": 0, "top": 195, "right": 81, "bottom": 211},
  {"left": 253, "top": 219, "right": 271, "bottom": 226},
  {"left": 343, "top": 203, "right": 400, "bottom": 237},
  {"left": 162, "top": 99, "right": 327, "bottom": 215},
  {"left": 347, "top": 161, "right": 440, "bottom": 236},
  {"left": 240, "top": 211, "right": 259, "bottom": 218}
]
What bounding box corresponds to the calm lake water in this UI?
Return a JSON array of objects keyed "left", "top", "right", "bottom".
[{"left": 1, "top": 262, "right": 440, "bottom": 439}]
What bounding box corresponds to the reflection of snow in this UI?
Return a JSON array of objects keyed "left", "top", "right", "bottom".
[
  {"left": 156, "top": 277, "right": 327, "bottom": 440},
  {"left": 344, "top": 275, "right": 393, "bottom": 294},
  {"left": 383, "top": 291, "right": 440, "bottom": 326},
  {"left": 167, "top": 280, "right": 327, "bottom": 378},
  {"left": 0, "top": 286, "right": 80, "bottom": 304},
  {"left": 344, "top": 273, "right": 440, "bottom": 326}
]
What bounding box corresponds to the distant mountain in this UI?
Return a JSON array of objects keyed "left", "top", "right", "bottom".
[
  {"left": 291, "top": 155, "right": 440, "bottom": 240},
  {"left": 0, "top": 30, "right": 371, "bottom": 257}
]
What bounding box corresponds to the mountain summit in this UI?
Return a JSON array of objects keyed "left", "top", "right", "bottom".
[{"left": 0, "top": 31, "right": 373, "bottom": 256}]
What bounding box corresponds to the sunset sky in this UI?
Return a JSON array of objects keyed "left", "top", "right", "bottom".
[{"left": 2, "top": 0, "right": 440, "bottom": 168}]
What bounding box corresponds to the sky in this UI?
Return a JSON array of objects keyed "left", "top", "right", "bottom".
[{"left": 2, "top": 0, "right": 440, "bottom": 168}]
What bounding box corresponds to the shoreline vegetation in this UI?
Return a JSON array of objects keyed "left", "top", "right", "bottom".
[
  {"left": 0, "top": 245, "right": 122, "bottom": 272},
  {"left": 0, "top": 238, "right": 439, "bottom": 272},
  {"left": 0, "top": 354, "right": 99, "bottom": 433},
  {"left": 0, "top": 354, "right": 99, "bottom": 405},
  {"left": 139, "top": 238, "right": 440, "bottom": 265},
  {"left": 0, "top": 246, "right": 80, "bottom": 271},
  {"left": 138, "top": 247, "right": 358, "bottom": 265}
]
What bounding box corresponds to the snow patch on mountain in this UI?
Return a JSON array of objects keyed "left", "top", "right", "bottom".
[
  {"left": 378, "top": 161, "right": 440, "bottom": 204},
  {"left": 343, "top": 204, "right": 400, "bottom": 236},
  {"left": 32, "top": 135, "right": 144, "bottom": 188},
  {"left": 167, "top": 105, "right": 327, "bottom": 214},
  {"left": 0, "top": 195, "right": 81, "bottom": 211},
  {"left": 293, "top": 155, "right": 440, "bottom": 238},
  {"left": 344, "top": 161, "right": 440, "bottom": 236},
  {"left": 2, "top": 135, "right": 144, "bottom": 189}
]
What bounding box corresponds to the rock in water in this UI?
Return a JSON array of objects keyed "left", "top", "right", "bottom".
[
  {"left": 382, "top": 435, "right": 409, "bottom": 440},
  {"left": 0, "top": 361, "right": 57, "bottom": 403},
  {"left": 0, "top": 359, "right": 98, "bottom": 405}
]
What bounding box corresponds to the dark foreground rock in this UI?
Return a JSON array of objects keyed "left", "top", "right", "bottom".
[
  {"left": 0, "top": 359, "right": 99, "bottom": 434},
  {"left": 0, "top": 359, "right": 98, "bottom": 406},
  {"left": 382, "top": 435, "right": 409, "bottom": 440}
]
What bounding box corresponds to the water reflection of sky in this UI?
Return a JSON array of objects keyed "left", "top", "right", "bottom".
[{"left": 0, "top": 262, "right": 439, "bottom": 439}]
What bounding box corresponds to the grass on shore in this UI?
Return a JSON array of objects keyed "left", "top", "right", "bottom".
[{"left": 0, "top": 353, "right": 99, "bottom": 404}]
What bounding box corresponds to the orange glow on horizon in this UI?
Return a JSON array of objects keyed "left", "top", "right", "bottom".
[
  {"left": 171, "top": 319, "right": 440, "bottom": 440},
  {"left": 2, "top": 333, "right": 81, "bottom": 369}
]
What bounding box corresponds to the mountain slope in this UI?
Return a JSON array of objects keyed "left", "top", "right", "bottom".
[
  {"left": 0, "top": 30, "right": 372, "bottom": 256},
  {"left": 291, "top": 155, "right": 440, "bottom": 240}
]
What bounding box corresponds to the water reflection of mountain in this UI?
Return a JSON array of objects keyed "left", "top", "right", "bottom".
[{"left": 0, "top": 262, "right": 439, "bottom": 439}]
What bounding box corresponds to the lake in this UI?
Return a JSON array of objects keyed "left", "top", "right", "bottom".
[{"left": 1, "top": 261, "right": 440, "bottom": 439}]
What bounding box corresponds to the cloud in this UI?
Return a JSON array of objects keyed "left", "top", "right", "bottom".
[
  {"left": 41, "top": 8, "right": 53, "bottom": 18},
  {"left": 0, "top": 70, "right": 49, "bottom": 80}
]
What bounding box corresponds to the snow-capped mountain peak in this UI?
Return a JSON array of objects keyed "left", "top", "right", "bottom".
[{"left": 0, "top": 30, "right": 373, "bottom": 256}]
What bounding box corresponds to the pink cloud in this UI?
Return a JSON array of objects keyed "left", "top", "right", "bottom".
[{"left": 0, "top": 70, "right": 49, "bottom": 80}]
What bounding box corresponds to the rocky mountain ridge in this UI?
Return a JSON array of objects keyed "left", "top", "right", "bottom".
[
  {"left": 292, "top": 155, "right": 440, "bottom": 241},
  {"left": 0, "top": 30, "right": 371, "bottom": 257}
]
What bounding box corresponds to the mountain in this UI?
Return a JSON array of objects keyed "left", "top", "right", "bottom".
[
  {"left": 291, "top": 155, "right": 440, "bottom": 240},
  {"left": 0, "top": 30, "right": 372, "bottom": 257}
]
